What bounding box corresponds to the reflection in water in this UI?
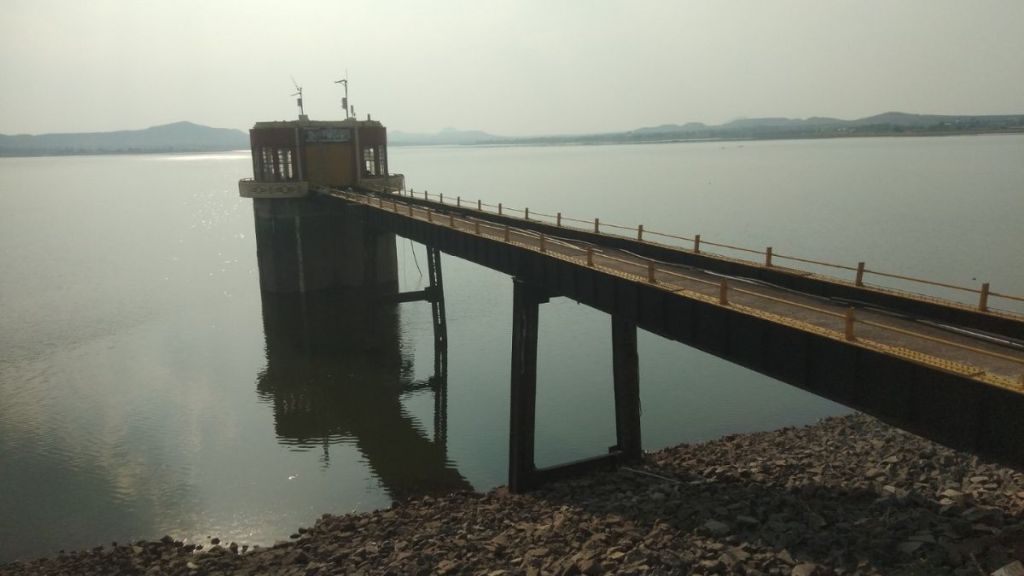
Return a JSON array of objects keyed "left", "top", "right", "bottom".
[{"left": 255, "top": 289, "right": 470, "bottom": 499}]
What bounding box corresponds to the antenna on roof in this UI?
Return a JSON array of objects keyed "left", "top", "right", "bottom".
[
  {"left": 334, "top": 71, "right": 350, "bottom": 119},
  {"left": 290, "top": 76, "right": 305, "bottom": 118}
]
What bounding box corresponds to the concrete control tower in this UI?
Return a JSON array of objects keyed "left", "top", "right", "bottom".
[{"left": 238, "top": 117, "right": 403, "bottom": 294}]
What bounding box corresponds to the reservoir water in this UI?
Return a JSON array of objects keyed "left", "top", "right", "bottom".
[{"left": 1, "top": 135, "right": 1022, "bottom": 562}]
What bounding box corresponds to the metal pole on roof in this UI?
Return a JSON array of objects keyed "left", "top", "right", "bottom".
[{"left": 334, "top": 73, "right": 350, "bottom": 119}]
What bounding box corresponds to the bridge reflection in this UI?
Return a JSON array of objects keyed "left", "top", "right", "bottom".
[{"left": 254, "top": 289, "right": 470, "bottom": 499}]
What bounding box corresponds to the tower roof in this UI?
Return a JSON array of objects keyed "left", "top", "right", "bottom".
[{"left": 253, "top": 118, "right": 383, "bottom": 129}]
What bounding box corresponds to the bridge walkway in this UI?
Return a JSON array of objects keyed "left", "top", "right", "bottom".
[{"left": 326, "top": 187, "right": 1024, "bottom": 395}]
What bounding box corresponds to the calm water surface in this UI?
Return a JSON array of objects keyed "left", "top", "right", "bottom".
[{"left": 1, "top": 135, "right": 1022, "bottom": 561}]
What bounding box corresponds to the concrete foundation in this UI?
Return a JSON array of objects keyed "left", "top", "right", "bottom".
[{"left": 252, "top": 196, "right": 398, "bottom": 294}]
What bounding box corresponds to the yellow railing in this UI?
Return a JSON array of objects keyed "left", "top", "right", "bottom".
[
  {"left": 330, "top": 188, "right": 1024, "bottom": 393},
  {"left": 394, "top": 188, "right": 1024, "bottom": 317}
]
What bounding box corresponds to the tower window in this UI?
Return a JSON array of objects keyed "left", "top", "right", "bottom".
[
  {"left": 363, "top": 147, "right": 378, "bottom": 176},
  {"left": 259, "top": 147, "right": 296, "bottom": 182}
]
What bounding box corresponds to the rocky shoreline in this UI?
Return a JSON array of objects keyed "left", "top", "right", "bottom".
[{"left": 3, "top": 414, "right": 1023, "bottom": 575}]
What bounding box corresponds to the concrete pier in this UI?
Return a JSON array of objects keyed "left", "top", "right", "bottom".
[
  {"left": 508, "top": 278, "right": 545, "bottom": 493},
  {"left": 252, "top": 197, "right": 397, "bottom": 294},
  {"left": 612, "top": 315, "right": 642, "bottom": 462}
]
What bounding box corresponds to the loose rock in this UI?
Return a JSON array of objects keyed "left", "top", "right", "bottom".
[{"left": 2, "top": 414, "right": 1022, "bottom": 576}]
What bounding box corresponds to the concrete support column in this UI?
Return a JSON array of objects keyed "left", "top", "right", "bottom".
[
  {"left": 612, "top": 315, "right": 642, "bottom": 462},
  {"left": 508, "top": 278, "right": 547, "bottom": 493}
]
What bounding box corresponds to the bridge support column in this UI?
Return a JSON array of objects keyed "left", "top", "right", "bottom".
[
  {"left": 426, "top": 247, "right": 449, "bottom": 451},
  {"left": 612, "top": 316, "right": 642, "bottom": 462},
  {"left": 507, "top": 286, "right": 642, "bottom": 493},
  {"left": 427, "top": 247, "right": 448, "bottom": 378},
  {"left": 509, "top": 278, "right": 547, "bottom": 493},
  {"left": 379, "top": 245, "right": 449, "bottom": 450}
]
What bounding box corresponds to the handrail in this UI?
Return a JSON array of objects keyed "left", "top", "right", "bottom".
[
  {"left": 993, "top": 291, "right": 1024, "bottom": 303},
  {"left": 336, "top": 188, "right": 1024, "bottom": 315},
  {"left": 864, "top": 268, "right": 984, "bottom": 294},
  {"left": 560, "top": 215, "right": 594, "bottom": 225},
  {"left": 773, "top": 252, "right": 860, "bottom": 272},
  {"left": 698, "top": 238, "right": 765, "bottom": 256},
  {"left": 645, "top": 230, "right": 695, "bottom": 244},
  {"left": 600, "top": 222, "right": 637, "bottom": 232},
  {"left": 491, "top": 195, "right": 1021, "bottom": 313}
]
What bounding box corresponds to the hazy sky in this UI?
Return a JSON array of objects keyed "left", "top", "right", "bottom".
[{"left": 2, "top": 0, "right": 1022, "bottom": 135}]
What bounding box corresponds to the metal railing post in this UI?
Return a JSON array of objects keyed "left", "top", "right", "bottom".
[
  {"left": 457, "top": 196, "right": 461, "bottom": 207},
  {"left": 524, "top": 207, "right": 529, "bottom": 220},
  {"left": 499, "top": 203, "right": 503, "bottom": 216},
  {"left": 694, "top": 234, "right": 701, "bottom": 254},
  {"left": 855, "top": 262, "right": 865, "bottom": 286},
  {"left": 637, "top": 224, "right": 644, "bottom": 241},
  {"left": 594, "top": 218, "right": 600, "bottom": 234},
  {"left": 765, "top": 246, "right": 773, "bottom": 267},
  {"left": 979, "top": 283, "right": 990, "bottom": 312},
  {"left": 439, "top": 193, "right": 443, "bottom": 204},
  {"left": 557, "top": 212, "right": 562, "bottom": 227},
  {"left": 478, "top": 199, "right": 482, "bottom": 211}
]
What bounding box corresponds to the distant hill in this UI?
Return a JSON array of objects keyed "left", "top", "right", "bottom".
[
  {"left": 456, "top": 110, "right": 1024, "bottom": 144},
  {"left": 8, "top": 112, "right": 1023, "bottom": 156},
  {"left": 719, "top": 116, "right": 843, "bottom": 129},
  {"left": 0, "top": 121, "right": 249, "bottom": 157},
  {"left": 390, "top": 127, "right": 501, "bottom": 146}
]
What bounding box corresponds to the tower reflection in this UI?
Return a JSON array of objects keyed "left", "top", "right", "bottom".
[{"left": 255, "top": 288, "right": 470, "bottom": 499}]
